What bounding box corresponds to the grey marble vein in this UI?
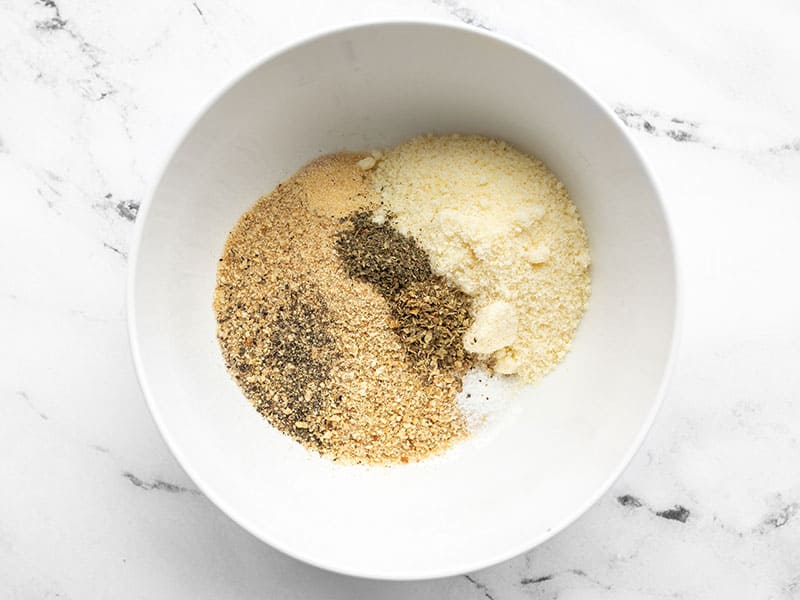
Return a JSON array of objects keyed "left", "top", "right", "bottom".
[
  {"left": 29, "top": 166, "right": 65, "bottom": 210},
  {"left": 520, "top": 569, "right": 612, "bottom": 592},
  {"left": 122, "top": 472, "right": 199, "bottom": 495},
  {"left": 768, "top": 139, "right": 800, "bottom": 154},
  {"left": 656, "top": 505, "right": 691, "bottom": 523},
  {"left": 519, "top": 574, "right": 552, "bottom": 585},
  {"left": 431, "top": 0, "right": 492, "bottom": 30},
  {"left": 17, "top": 391, "right": 48, "bottom": 420},
  {"left": 617, "top": 494, "right": 692, "bottom": 523},
  {"left": 463, "top": 574, "right": 495, "bottom": 600},
  {"left": 107, "top": 193, "right": 140, "bottom": 222},
  {"left": 757, "top": 503, "right": 799, "bottom": 534},
  {"left": 614, "top": 104, "right": 701, "bottom": 144},
  {"left": 192, "top": 1, "right": 206, "bottom": 23},
  {"left": 103, "top": 241, "right": 127, "bottom": 259},
  {"left": 33, "top": 0, "right": 116, "bottom": 100},
  {"left": 616, "top": 493, "right": 643, "bottom": 508}
]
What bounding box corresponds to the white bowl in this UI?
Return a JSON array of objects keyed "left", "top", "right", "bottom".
[{"left": 128, "top": 21, "right": 680, "bottom": 580}]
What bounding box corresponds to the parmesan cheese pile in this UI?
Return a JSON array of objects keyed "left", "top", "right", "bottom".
[{"left": 370, "top": 134, "right": 591, "bottom": 383}]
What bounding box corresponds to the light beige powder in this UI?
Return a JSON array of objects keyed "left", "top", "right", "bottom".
[
  {"left": 301, "top": 152, "right": 376, "bottom": 219},
  {"left": 372, "top": 134, "right": 591, "bottom": 383}
]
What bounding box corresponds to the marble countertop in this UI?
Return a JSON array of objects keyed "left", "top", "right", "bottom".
[{"left": 3, "top": 1, "right": 799, "bottom": 597}]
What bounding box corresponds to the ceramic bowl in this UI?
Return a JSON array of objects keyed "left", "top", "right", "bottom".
[{"left": 128, "top": 21, "right": 680, "bottom": 579}]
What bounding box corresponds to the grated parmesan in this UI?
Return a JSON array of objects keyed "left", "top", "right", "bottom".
[{"left": 372, "top": 134, "right": 591, "bottom": 383}]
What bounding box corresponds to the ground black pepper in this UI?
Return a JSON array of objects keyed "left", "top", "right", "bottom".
[
  {"left": 227, "top": 284, "right": 337, "bottom": 449},
  {"left": 265, "top": 286, "right": 335, "bottom": 440}
]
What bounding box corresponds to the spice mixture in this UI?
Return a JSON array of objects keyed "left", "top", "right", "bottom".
[
  {"left": 215, "top": 135, "right": 591, "bottom": 465},
  {"left": 215, "top": 156, "right": 466, "bottom": 464}
]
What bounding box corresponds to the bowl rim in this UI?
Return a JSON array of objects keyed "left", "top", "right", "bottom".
[{"left": 126, "top": 18, "right": 683, "bottom": 581}]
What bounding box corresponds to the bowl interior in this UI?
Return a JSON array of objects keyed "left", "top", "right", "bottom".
[{"left": 130, "top": 22, "right": 677, "bottom": 579}]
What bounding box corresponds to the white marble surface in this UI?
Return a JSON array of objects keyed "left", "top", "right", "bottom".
[{"left": 2, "top": 0, "right": 799, "bottom": 597}]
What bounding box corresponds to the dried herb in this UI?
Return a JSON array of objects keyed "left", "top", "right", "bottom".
[
  {"left": 336, "top": 211, "right": 475, "bottom": 374},
  {"left": 335, "top": 211, "right": 431, "bottom": 296},
  {"left": 392, "top": 279, "right": 473, "bottom": 373}
]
